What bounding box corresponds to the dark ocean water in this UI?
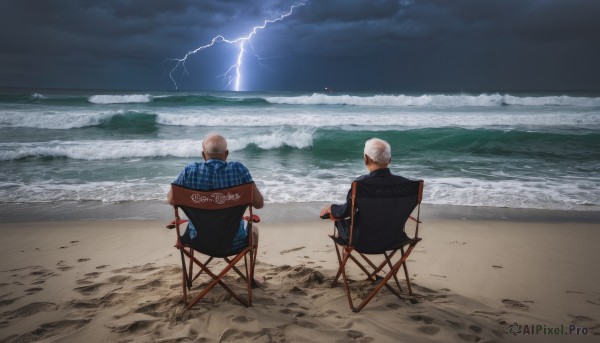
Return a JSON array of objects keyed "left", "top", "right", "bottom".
[{"left": 1, "top": 89, "right": 599, "bottom": 211}]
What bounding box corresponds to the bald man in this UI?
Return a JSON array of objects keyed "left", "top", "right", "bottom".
[{"left": 168, "top": 133, "right": 264, "bottom": 254}]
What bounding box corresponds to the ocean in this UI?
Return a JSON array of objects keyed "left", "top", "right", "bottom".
[{"left": 1, "top": 89, "right": 599, "bottom": 218}]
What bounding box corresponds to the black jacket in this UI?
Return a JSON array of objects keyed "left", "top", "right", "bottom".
[{"left": 330, "top": 168, "right": 411, "bottom": 219}]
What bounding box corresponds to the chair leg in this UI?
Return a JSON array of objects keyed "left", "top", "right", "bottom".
[
  {"left": 184, "top": 249, "right": 252, "bottom": 311},
  {"left": 188, "top": 249, "right": 194, "bottom": 286},
  {"left": 180, "top": 250, "right": 189, "bottom": 305},
  {"left": 339, "top": 250, "right": 355, "bottom": 311},
  {"left": 331, "top": 241, "right": 344, "bottom": 287},
  {"left": 247, "top": 248, "right": 254, "bottom": 306},
  {"left": 400, "top": 246, "right": 413, "bottom": 296},
  {"left": 384, "top": 251, "right": 404, "bottom": 294}
]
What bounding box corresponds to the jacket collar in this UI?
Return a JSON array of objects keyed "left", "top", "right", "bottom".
[{"left": 369, "top": 168, "right": 391, "bottom": 177}]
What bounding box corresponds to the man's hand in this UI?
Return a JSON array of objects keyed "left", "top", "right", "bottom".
[{"left": 320, "top": 205, "right": 331, "bottom": 219}]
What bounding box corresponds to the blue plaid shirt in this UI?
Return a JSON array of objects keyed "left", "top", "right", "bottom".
[{"left": 173, "top": 159, "right": 253, "bottom": 250}]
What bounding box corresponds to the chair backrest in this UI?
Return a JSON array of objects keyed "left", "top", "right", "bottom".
[
  {"left": 350, "top": 179, "right": 423, "bottom": 254},
  {"left": 170, "top": 182, "right": 254, "bottom": 256}
]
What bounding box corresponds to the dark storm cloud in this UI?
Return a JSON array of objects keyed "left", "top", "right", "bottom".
[{"left": 0, "top": 0, "right": 599, "bottom": 90}]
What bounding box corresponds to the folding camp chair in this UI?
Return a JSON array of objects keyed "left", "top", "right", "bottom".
[
  {"left": 168, "top": 182, "right": 257, "bottom": 310},
  {"left": 330, "top": 179, "right": 424, "bottom": 312}
]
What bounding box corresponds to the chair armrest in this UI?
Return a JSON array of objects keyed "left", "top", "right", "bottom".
[{"left": 166, "top": 219, "right": 188, "bottom": 229}]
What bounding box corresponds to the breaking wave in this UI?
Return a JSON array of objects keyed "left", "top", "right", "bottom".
[
  {"left": 88, "top": 94, "right": 152, "bottom": 104},
  {"left": 0, "top": 127, "right": 315, "bottom": 160},
  {"left": 265, "top": 93, "right": 600, "bottom": 107}
]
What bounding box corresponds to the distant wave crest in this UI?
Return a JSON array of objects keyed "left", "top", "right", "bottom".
[
  {"left": 88, "top": 94, "right": 152, "bottom": 104},
  {"left": 31, "top": 93, "right": 46, "bottom": 100},
  {"left": 266, "top": 93, "right": 600, "bottom": 107},
  {"left": 0, "top": 110, "right": 157, "bottom": 129}
]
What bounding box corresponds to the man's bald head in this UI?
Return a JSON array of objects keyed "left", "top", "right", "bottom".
[{"left": 202, "top": 133, "right": 228, "bottom": 160}]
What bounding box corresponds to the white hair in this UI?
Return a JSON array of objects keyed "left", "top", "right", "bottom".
[
  {"left": 364, "top": 138, "right": 391, "bottom": 165},
  {"left": 202, "top": 133, "right": 227, "bottom": 154}
]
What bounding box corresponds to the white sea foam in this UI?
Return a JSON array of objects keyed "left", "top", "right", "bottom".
[
  {"left": 2, "top": 100, "right": 598, "bottom": 130},
  {"left": 265, "top": 93, "right": 600, "bottom": 107},
  {"left": 88, "top": 94, "right": 152, "bottom": 104},
  {"left": 0, "top": 109, "right": 157, "bottom": 129},
  {"left": 422, "top": 177, "right": 600, "bottom": 210},
  {"left": 0, "top": 180, "right": 171, "bottom": 203},
  {"left": 0, "top": 139, "right": 199, "bottom": 160},
  {"left": 31, "top": 93, "right": 45, "bottom": 99},
  {"left": 5, "top": 173, "right": 597, "bottom": 211},
  {"left": 155, "top": 109, "right": 600, "bottom": 130},
  {"left": 0, "top": 110, "right": 120, "bottom": 129},
  {"left": 0, "top": 128, "right": 315, "bottom": 160}
]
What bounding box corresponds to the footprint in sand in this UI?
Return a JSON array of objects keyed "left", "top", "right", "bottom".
[
  {"left": 106, "top": 315, "right": 157, "bottom": 334},
  {"left": 347, "top": 330, "right": 365, "bottom": 339},
  {"left": 232, "top": 315, "right": 254, "bottom": 323},
  {"left": 8, "top": 319, "right": 91, "bottom": 341},
  {"left": 134, "top": 280, "right": 163, "bottom": 291},
  {"left": 6, "top": 302, "right": 58, "bottom": 319},
  {"left": 29, "top": 268, "right": 54, "bottom": 278},
  {"left": 66, "top": 299, "right": 102, "bottom": 310},
  {"left": 289, "top": 287, "right": 308, "bottom": 296},
  {"left": 418, "top": 325, "right": 441, "bottom": 335},
  {"left": 24, "top": 287, "right": 43, "bottom": 295},
  {"left": 457, "top": 332, "right": 482, "bottom": 342},
  {"left": 77, "top": 258, "right": 90, "bottom": 263},
  {"left": 73, "top": 283, "right": 107, "bottom": 295},
  {"left": 134, "top": 301, "right": 171, "bottom": 317},
  {"left": 280, "top": 246, "right": 305, "bottom": 254},
  {"left": 492, "top": 265, "right": 503, "bottom": 269},
  {"left": 501, "top": 299, "right": 530, "bottom": 311},
  {"left": 56, "top": 261, "right": 73, "bottom": 272},
  {"left": 96, "top": 265, "right": 109, "bottom": 269},
  {"left": 446, "top": 320, "right": 465, "bottom": 329},
  {"left": 469, "top": 325, "right": 482, "bottom": 334},
  {"left": 0, "top": 296, "right": 23, "bottom": 307},
  {"left": 569, "top": 315, "right": 595, "bottom": 327},
  {"left": 410, "top": 314, "right": 435, "bottom": 325},
  {"left": 108, "top": 275, "right": 131, "bottom": 285}
]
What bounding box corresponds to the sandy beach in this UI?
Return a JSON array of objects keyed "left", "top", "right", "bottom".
[{"left": 1, "top": 204, "right": 599, "bottom": 342}]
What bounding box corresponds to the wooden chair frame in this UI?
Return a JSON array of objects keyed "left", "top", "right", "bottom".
[
  {"left": 169, "top": 183, "right": 256, "bottom": 311},
  {"left": 330, "top": 180, "right": 423, "bottom": 312}
]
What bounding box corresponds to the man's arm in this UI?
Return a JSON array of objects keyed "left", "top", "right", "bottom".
[
  {"left": 167, "top": 188, "right": 174, "bottom": 205},
  {"left": 321, "top": 187, "right": 352, "bottom": 219},
  {"left": 252, "top": 183, "right": 264, "bottom": 209}
]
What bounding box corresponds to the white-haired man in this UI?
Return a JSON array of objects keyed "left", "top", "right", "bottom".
[{"left": 320, "top": 138, "right": 410, "bottom": 240}]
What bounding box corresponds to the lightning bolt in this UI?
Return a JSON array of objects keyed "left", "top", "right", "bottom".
[{"left": 169, "top": 2, "right": 306, "bottom": 91}]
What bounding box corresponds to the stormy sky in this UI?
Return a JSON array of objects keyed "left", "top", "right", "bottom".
[{"left": 1, "top": 0, "right": 599, "bottom": 91}]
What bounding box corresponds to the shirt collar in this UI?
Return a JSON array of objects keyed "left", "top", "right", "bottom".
[{"left": 205, "top": 158, "right": 227, "bottom": 166}]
